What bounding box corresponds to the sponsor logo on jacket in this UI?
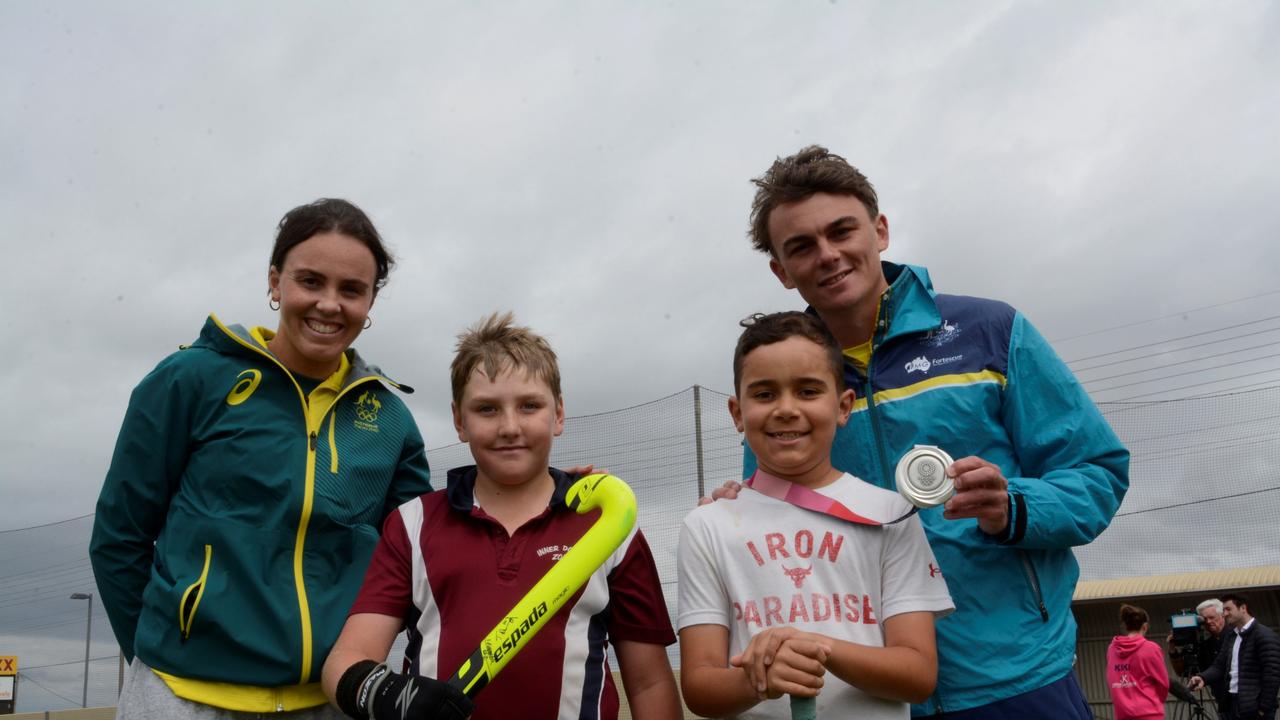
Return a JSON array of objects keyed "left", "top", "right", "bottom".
[
  {"left": 226, "top": 369, "right": 262, "bottom": 406},
  {"left": 905, "top": 354, "right": 964, "bottom": 374},
  {"left": 354, "top": 391, "right": 381, "bottom": 432},
  {"left": 925, "top": 319, "right": 961, "bottom": 348}
]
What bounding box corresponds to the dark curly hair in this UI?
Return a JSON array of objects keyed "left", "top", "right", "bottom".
[{"left": 732, "top": 311, "right": 844, "bottom": 394}]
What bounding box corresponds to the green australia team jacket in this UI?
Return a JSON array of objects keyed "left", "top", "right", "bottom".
[{"left": 89, "top": 315, "right": 432, "bottom": 711}]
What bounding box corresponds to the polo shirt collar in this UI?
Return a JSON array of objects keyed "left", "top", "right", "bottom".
[{"left": 445, "top": 465, "right": 578, "bottom": 512}]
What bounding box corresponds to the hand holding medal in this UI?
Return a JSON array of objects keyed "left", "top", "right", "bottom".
[{"left": 897, "top": 446, "right": 1010, "bottom": 536}]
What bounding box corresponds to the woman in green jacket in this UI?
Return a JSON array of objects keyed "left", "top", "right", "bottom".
[{"left": 90, "top": 199, "right": 433, "bottom": 718}]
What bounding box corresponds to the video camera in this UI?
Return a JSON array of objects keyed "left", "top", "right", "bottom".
[{"left": 1170, "top": 610, "right": 1206, "bottom": 676}]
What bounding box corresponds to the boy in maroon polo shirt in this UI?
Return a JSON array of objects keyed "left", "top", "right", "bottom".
[{"left": 322, "top": 312, "right": 681, "bottom": 720}]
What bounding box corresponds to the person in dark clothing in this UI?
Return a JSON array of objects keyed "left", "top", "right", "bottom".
[
  {"left": 1189, "top": 594, "right": 1280, "bottom": 720},
  {"left": 1170, "top": 598, "right": 1229, "bottom": 714}
]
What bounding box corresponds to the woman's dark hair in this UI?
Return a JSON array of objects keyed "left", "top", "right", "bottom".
[
  {"left": 270, "top": 198, "right": 395, "bottom": 294},
  {"left": 1119, "top": 603, "right": 1149, "bottom": 632}
]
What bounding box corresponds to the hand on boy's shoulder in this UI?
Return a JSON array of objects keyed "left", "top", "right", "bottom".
[{"left": 698, "top": 480, "right": 743, "bottom": 506}]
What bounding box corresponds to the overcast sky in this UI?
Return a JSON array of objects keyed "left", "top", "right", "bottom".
[
  {"left": 5, "top": 0, "right": 1277, "bottom": 529},
  {"left": 3, "top": 0, "right": 1279, "bottom": 710}
]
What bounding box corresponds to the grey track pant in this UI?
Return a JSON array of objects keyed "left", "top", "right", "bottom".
[{"left": 115, "top": 658, "right": 346, "bottom": 720}]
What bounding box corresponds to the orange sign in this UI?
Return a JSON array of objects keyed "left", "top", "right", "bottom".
[{"left": 0, "top": 656, "right": 14, "bottom": 675}]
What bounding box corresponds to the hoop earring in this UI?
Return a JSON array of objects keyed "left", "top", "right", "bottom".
[
  {"left": 364, "top": 316, "right": 373, "bottom": 330},
  {"left": 269, "top": 297, "right": 280, "bottom": 311}
]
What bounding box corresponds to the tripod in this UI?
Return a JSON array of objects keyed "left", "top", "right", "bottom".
[{"left": 1169, "top": 678, "right": 1213, "bottom": 720}]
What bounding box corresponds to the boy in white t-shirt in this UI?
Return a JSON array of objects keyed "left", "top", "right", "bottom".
[{"left": 678, "top": 311, "right": 954, "bottom": 719}]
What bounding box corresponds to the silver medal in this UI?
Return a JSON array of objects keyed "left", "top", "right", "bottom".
[{"left": 895, "top": 445, "right": 956, "bottom": 508}]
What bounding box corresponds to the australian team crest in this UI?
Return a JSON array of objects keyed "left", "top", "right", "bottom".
[
  {"left": 354, "top": 391, "right": 381, "bottom": 431},
  {"left": 924, "top": 319, "right": 961, "bottom": 348}
]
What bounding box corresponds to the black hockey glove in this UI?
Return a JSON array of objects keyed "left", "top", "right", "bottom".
[{"left": 336, "top": 660, "right": 473, "bottom": 720}]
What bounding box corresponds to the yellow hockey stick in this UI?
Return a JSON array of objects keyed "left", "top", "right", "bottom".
[{"left": 445, "top": 473, "right": 638, "bottom": 698}]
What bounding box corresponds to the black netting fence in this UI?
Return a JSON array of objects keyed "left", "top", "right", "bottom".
[
  {"left": 1078, "top": 385, "right": 1280, "bottom": 578},
  {"left": 3, "top": 385, "right": 1277, "bottom": 710}
]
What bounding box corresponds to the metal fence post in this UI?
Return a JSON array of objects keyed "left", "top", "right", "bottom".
[{"left": 693, "top": 385, "right": 705, "bottom": 498}]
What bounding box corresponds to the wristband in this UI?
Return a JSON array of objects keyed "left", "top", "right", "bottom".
[{"left": 335, "top": 659, "right": 382, "bottom": 719}]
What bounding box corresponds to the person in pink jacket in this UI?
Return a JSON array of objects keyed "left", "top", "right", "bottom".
[{"left": 1107, "top": 604, "right": 1171, "bottom": 720}]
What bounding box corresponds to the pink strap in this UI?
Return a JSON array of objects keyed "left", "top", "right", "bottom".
[{"left": 744, "top": 470, "right": 887, "bottom": 527}]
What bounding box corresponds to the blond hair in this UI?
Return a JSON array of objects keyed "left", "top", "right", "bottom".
[{"left": 450, "top": 311, "right": 561, "bottom": 405}]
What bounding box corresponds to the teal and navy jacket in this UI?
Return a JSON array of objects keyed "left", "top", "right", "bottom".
[
  {"left": 89, "top": 315, "right": 432, "bottom": 712},
  {"left": 745, "top": 263, "right": 1129, "bottom": 715}
]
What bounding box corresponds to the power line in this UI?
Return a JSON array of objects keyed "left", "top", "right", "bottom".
[
  {"left": 1172, "top": 378, "right": 1280, "bottom": 400},
  {"left": 16, "top": 670, "right": 83, "bottom": 706},
  {"left": 1052, "top": 289, "right": 1280, "bottom": 343},
  {"left": 0, "top": 565, "right": 96, "bottom": 597},
  {"left": 1076, "top": 337, "right": 1280, "bottom": 382},
  {"left": 1064, "top": 315, "right": 1280, "bottom": 365},
  {"left": 0, "top": 609, "right": 110, "bottom": 635},
  {"left": 0, "top": 513, "right": 93, "bottom": 535},
  {"left": 0, "top": 558, "right": 91, "bottom": 583},
  {"left": 1087, "top": 352, "right": 1280, "bottom": 394},
  {"left": 1115, "top": 485, "right": 1280, "bottom": 518},
  {"left": 16, "top": 655, "right": 117, "bottom": 672},
  {"left": 1110, "top": 366, "right": 1280, "bottom": 402}
]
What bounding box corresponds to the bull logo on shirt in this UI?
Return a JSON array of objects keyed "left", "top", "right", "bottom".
[{"left": 781, "top": 564, "right": 812, "bottom": 589}]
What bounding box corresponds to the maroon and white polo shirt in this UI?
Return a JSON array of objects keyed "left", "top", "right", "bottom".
[{"left": 350, "top": 466, "right": 675, "bottom": 720}]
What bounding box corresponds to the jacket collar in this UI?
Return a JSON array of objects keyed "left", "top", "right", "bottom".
[
  {"left": 445, "top": 465, "right": 577, "bottom": 513},
  {"left": 195, "top": 313, "right": 413, "bottom": 393},
  {"left": 877, "top": 262, "right": 942, "bottom": 341},
  {"left": 804, "top": 261, "right": 942, "bottom": 345}
]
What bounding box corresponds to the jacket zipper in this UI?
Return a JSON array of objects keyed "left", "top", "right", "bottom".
[
  {"left": 867, "top": 294, "right": 950, "bottom": 715},
  {"left": 1019, "top": 550, "right": 1050, "bottom": 621},
  {"left": 292, "top": 376, "right": 381, "bottom": 683},
  {"left": 865, "top": 303, "right": 895, "bottom": 488},
  {"left": 291, "top": 376, "right": 381, "bottom": 684},
  {"left": 178, "top": 545, "right": 213, "bottom": 640},
  {"left": 211, "top": 317, "right": 387, "bottom": 687},
  {"left": 328, "top": 413, "right": 339, "bottom": 473}
]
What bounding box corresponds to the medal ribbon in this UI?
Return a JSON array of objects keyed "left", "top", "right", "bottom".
[{"left": 744, "top": 470, "right": 917, "bottom": 526}]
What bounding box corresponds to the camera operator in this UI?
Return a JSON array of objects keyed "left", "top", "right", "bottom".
[
  {"left": 1170, "top": 599, "right": 1230, "bottom": 713},
  {"left": 1188, "top": 594, "right": 1280, "bottom": 720}
]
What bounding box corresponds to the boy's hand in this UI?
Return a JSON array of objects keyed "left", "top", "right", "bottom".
[
  {"left": 761, "top": 637, "right": 830, "bottom": 700},
  {"left": 731, "top": 628, "right": 830, "bottom": 699},
  {"left": 698, "top": 480, "right": 742, "bottom": 506},
  {"left": 943, "top": 456, "right": 1009, "bottom": 536},
  {"left": 564, "top": 464, "right": 596, "bottom": 477},
  {"left": 335, "top": 661, "right": 473, "bottom": 720}
]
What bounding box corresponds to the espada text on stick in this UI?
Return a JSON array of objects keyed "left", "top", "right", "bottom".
[{"left": 446, "top": 473, "right": 638, "bottom": 698}]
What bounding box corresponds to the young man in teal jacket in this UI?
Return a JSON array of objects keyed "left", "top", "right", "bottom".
[{"left": 729, "top": 146, "right": 1130, "bottom": 717}]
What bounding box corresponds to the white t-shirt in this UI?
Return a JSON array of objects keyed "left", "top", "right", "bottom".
[{"left": 678, "top": 473, "right": 954, "bottom": 719}]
